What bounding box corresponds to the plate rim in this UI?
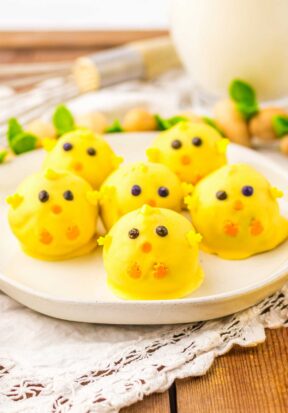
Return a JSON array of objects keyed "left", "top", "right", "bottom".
[{"left": 0, "top": 260, "right": 287, "bottom": 306}]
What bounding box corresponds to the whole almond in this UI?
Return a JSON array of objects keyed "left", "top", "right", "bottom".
[
  {"left": 280, "top": 135, "right": 288, "bottom": 155},
  {"left": 213, "top": 99, "right": 251, "bottom": 146},
  {"left": 122, "top": 108, "right": 157, "bottom": 132},
  {"left": 249, "top": 107, "right": 286, "bottom": 141}
]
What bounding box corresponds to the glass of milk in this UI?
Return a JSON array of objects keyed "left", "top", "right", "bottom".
[{"left": 170, "top": 0, "right": 288, "bottom": 101}]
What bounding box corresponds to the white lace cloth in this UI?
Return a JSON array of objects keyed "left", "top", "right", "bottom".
[
  {"left": 0, "top": 71, "right": 287, "bottom": 413},
  {"left": 0, "top": 286, "right": 287, "bottom": 413}
]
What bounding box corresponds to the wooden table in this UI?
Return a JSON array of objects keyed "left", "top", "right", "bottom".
[
  {"left": 124, "top": 328, "right": 288, "bottom": 413},
  {"left": 1, "top": 32, "right": 287, "bottom": 413}
]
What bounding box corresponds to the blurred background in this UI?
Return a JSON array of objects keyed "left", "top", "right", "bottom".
[
  {"left": 0, "top": 0, "right": 168, "bottom": 30},
  {"left": 0, "top": 0, "right": 169, "bottom": 60},
  {"left": 1, "top": 0, "right": 288, "bottom": 157},
  {"left": 0, "top": 0, "right": 179, "bottom": 139}
]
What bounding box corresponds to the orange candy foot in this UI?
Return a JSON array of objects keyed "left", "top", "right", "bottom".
[
  {"left": 66, "top": 225, "right": 80, "bottom": 240},
  {"left": 153, "top": 262, "right": 168, "bottom": 279},
  {"left": 250, "top": 219, "right": 264, "bottom": 236},
  {"left": 224, "top": 221, "right": 239, "bottom": 237},
  {"left": 39, "top": 229, "right": 53, "bottom": 245},
  {"left": 128, "top": 262, "right": 142, "bottom": 279}
]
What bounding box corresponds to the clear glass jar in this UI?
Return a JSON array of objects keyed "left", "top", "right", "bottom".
[{"left": 170, "top": 0, "right": 288, "bottom": 101}]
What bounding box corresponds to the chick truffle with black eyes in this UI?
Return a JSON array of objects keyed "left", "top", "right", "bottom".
[
  {"left": 43, "top": 129, "right": 122, "bottom": 189},
  {"left": 7, "top": 169, "right": 99, "bottom": 260},
  {"left": 98, "top": 205, "right": 204, "bottom": 300},
  {"left": 185, "top": 163, "right": 288, "bottom": 259},
  {"left": 99, "top": 162, "right": 193, "bottom": 230},
  {"left": 146, "top": 122, "right": 229, "bottom": 184}
]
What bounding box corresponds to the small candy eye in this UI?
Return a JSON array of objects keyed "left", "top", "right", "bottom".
[
  {"left": 155, "top": 225, "right": 168, "bottom": 237},
  {"left": 171, "top": 139, "right": 182, "bottom": 149},
  {"left": 158, "top": 187, "right": 169, "bottom": 197},
  {"left": 216, "top": 190, "right": 228, "bottom": 200},
  {"left": 242, "top": 186, "right": 254, "bottom": 196},
  {"left": 39, "top": 190, "right": 49, "bottom": 203},
  {"left": 131, "top": 185, "right": 141, "bottom": 196},
  {"left": 129, "top": 228, "right": 139, "bottom": 239},
  {"left": 63, "top": 190, "right": 74, "bottom": 201},
  {"left": 63, "top": 142, "right": 73, "bottom": 151},
  {"left": 87, "top": 147, "right": 96, "bottom": 156},
  {"left": 192, "top": 136, "right": 202, "bottom": 146}
]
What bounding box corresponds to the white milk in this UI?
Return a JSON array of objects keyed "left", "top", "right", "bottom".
[{"left": 170, "top": 0, "right": 288, "bottom": 100}]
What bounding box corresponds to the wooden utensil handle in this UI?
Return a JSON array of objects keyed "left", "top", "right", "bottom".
[{"left": 73, "top": 36, "right": 181, "bottom": 92}]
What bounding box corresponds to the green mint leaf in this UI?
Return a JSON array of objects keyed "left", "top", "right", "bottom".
[
  {"left": 154, "top": 115, "right": 187, "bottom": 131},
  {"left": 229, "top": 79, "right": 257, "bottom": 106},
  {"left": 105, "top": 119, "right": 123, "bottom": 133},
  {"left": 10, "top": 132, "right": 37, "bottom": 155},
  {"left": 154, "top": 115, "right": 169, "bottom": 130},
  {"left": 0, "top": 150, "right": 8, "bottom": 164},
  {"left": 7, "top": 118, "right": 23, "bottom": 144},
  {"left": 53, "top": 104, "right": 75, "bottom": 136},
  {"left": 202, "top": 116, "right": 225, "bottom": 136},
  {"left": 229, "top": 79, "right": 259, "bottom": 120},
  {"left": 168, "top": 116, "right": 187, "bottom": 127},
  {"left": 272, "top": 115, "right": 288, "bottom": 137},
  {"left": 236, "top": 102, "right": 259, "bottom": 121}
]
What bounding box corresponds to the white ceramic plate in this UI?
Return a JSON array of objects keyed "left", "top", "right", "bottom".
[{"left": 0, "top": 133, "right": 287, "bottom": 324}]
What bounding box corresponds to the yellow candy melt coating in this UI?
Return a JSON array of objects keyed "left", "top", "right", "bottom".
[
  {"left": 43, "top": 129, "right": 122, "bottom": 189},
  {"left": 100, "top": 161, "right": 187, "bottom": 230},
  {"left": 188, "top": 163, "right": 288, "bottom": 259},
  {"left": 101, "top": 206, "right": 204, "bottom": 300},
  {"left": 147, "top": 122, "right": 228, "bottom": 184},
  {"left": 7, "top": 169, "right": 99, "bottom": 260}
]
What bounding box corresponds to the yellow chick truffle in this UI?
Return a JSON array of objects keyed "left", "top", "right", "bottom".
[
  {"left": 99, "top": 205, "right": 204, "bottom": 300},
  {"left": 7, "top": 169, "right": 99, "bottom": 260},
  {"left": 100, "top": 161, "right": 193, "bottom": 230},
  {"left": 147, "top": 122, "right": 228, "bottom": 184},
  {"left": 186, "top": 163, "right": 288, "bottom": 259},
  {"left": 43, "top": 129, "right": 122, "bottom": 189}
]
